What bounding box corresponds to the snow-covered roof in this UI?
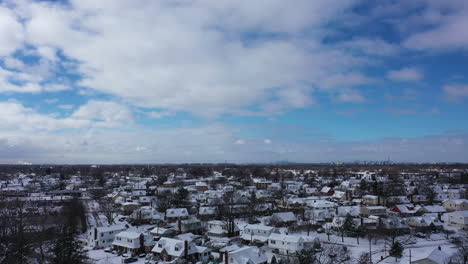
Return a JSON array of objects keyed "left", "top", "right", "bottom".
[
  {"left": 412, "top": 247, "right": 450, "bottom": 264},
  {"left": 166, "top": 208, "right": 189, "bottom": 217},
  {"left": 96, "top": 224, "right": 126, "bottom": 233},
  {"left": 228, "top": 246, "right": 267, "bottom": 264},
  {"left": 271, "top": 212, "right": 297, "bottom": 222}
]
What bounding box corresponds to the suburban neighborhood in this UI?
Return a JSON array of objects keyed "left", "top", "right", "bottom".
[{"left": 1, "top": 164, "right": 467, "bottom": 263}]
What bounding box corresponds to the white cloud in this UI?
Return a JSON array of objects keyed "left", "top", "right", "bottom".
[
  {"left": 0, "top": 7, "right": 24, "bottom": 56},
  {"left": 0, "top": 101, "right": 89, "bottom": 131},
  {"left": 404, "top": 7, "right": 468, "bottom": 50},
  {"left": 387, "top": 67, "right": 424, "bottom": 81},
  {"left": 264, "top": 139, "right": 272, "bottom": 144},
  {"left": 72, "top": 100, "right": 134, "bottom": 125},
  {"left": 4, "top": 57, "right": 26, "bottom": 70},
  {"left": 8, "top": 0, "right": 369, "bottom": 116}
]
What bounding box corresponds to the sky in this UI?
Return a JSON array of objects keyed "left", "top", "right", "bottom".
[{"left": 0, "top": 0, "right": 467, "bottom": 164}]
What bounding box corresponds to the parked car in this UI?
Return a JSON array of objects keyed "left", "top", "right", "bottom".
[
  {"left": 139, "top": 253, "right": 146, "bottom": 258},
  {"left": 104, "top": 247, "right": 112, "bottom": 253},
  {"left": 123, "top": 257, "right": 138, "bottom": 263}
]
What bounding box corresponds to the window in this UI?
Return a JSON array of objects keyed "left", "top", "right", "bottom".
[
  {"left": 175, "top": 247, "right": 179, "bottom": 251},
  {"left": 270, "top": 240, "right": 275, "bottom": 244}
]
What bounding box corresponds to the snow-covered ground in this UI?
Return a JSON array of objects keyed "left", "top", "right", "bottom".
[
  {"left": 284, "top": 229, "right": 457, "bottom": 263},
  {"left": 88, "top": 250, "right": 149, "bottom": 264}
]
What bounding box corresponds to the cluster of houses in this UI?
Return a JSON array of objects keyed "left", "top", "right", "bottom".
[{"left": 1, "top": 167, "right": 468, "bottom": 263}]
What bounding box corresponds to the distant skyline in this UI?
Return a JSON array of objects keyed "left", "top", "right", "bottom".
[{"left": 0, "top": 0, "right": 467, "bottom": 164}]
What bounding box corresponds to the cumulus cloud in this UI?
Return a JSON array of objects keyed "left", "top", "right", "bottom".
[
  {"left": 387, "top": 67, "right": 424, "bottom": 81},
  {"left": 0, "top": 0, "right": 467, "bottom": 163},
  {"left": 0, "top": 7, "right": 24, "bottom": 56},
  {"left": 3, "top": 0, "right": 372, "bottom": 117},
  {"left": 0, "top": 101, "right": 89, "bottom": 131},
  {"left": 72, "top": 100, "right": 134, "bottom": 125}
]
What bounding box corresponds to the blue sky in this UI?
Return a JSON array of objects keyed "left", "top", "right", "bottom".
[{"left": 0, "top": 0, "right": 467, "bottom": 163}]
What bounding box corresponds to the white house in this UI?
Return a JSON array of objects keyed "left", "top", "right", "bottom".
[
  {"left": 223, "top": 246, "right": 267, "bottom": 264},
  {"left": 268, "top": 233, "right": 318, "bottom": 256},
  {"left": 443, "top": 199, "right": 468, "bottom": 212},
  {"left": 362, "top": 195, "right": 380, "bottom": 206},
  {"left": 151, "top": 237, "right": 211, "bottom": 262},
  {"left": 442, "top": 210, "right": 468, "bottom": 230},
  {"left": 240, "top": 224, "right": 276, "bottom": 244},
  {"left": 206, "top": 220, "right": 240, "bottom": 238},
  {"left": 270, "top": 212, "right": 297, "bottom": 226},
  {"left": 87, "top": 224, "right": 126, "bottom": 249},
  {"left": 166, "top": 208, "right": 189, "bottom": 222},
  {"left": 411, "top": 247, "right": 451, "bottom": 264},
  {"left": 112, "top": 231, "right": 155, "bottom": 254}
]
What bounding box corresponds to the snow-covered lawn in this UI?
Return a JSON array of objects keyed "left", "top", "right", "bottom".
[
  {"left": 88, "top": 250, "right": 148, "bottom": 264},
  {"left": 287, "top": 230, "right": 457, "bottom": 263}
]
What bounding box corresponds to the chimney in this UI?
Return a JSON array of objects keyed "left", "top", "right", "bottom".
[
  {"left": 438, "top": 246, "right": 441, "bottom": 251},
  {"left": 184, "top": 240, "right": 189, "bottom": 260}
]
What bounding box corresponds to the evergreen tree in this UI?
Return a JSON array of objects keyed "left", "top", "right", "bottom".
[
  {"left": 52, "top": 225, "right": 88, "bottom": 264},
  {"left": 389, "top": 241, "right": 403, "bottom": 260},
  {"left": 173, "top": 187, "right": 189, "bottom": 209}
]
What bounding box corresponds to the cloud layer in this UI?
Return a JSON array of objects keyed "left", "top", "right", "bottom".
[{"left": 0, "top": 0, "right": 467, "bottom": 163}]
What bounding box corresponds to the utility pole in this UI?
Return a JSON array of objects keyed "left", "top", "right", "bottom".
[
  {"left": 369, "top": 233, "right": 372, "bottom": 264},
  {"left": 409, "top": 249, "right": 412, "bottom": 264}
]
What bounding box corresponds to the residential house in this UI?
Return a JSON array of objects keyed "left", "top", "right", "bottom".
[
  {"left": 150, "top": 227, "right": 175, "bottom": 238},
  {"left": 223, "top": 246, "right": 267, "bottom": 264},
  {"left": 166, "top": 208, "right": 189, "bottom": 222},
  {"left": 411, "top": 247, "right": 451, "bottom": 264},
  {"left": 360, "top": 206, "right": 386, "bottom": 217},
  {"left": 87, "top": 224, "right": 126, "bottom": 249},
  {"left": 331, "top": 190, "right": 347, "bottom": 201},
  {"left": 443, "top": 199, "right": 468, "bottom": 212},
  {"left": 152, "top": 237, "right": 211, "bottom": 262},
  {"left": 240, "top": 224, "right": 276, "bottom": 244},
  {"left": 407, "top": 215, "right": 443, "bottom": 230},
  {"left": 417, "top": 205, "right": 446, "bottom": 216},
  {"left": 320, "top": 186, "right": 334, "bottom": 196},
  {"left": 390, "top": 204, "right": 419, "bottom": 216},
  {"left": 270, "top": 212, "right": 297, "bottom": 227},
  {"left": 207, "top": 220, "right": 240, "bottom": 238},
  {"left": 362, "top": 195, "right": 380, "bottom": 206},
  {"left": 112, "top": 231, "right": 155, "bottom": 254},
  {"left": 173, "top": 218, "right": 203, "bottom": 234},
  {"left": 268, "top": 233, "right": 318, "bottom": 256},
  {"left": 443, "top": 210, "right": 468, "bottom": 230}
]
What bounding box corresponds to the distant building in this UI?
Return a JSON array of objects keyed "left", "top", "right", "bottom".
[
  {"left": 443, "top": 210, "right": 468, "bottom": 230},
  {"left": 443, "top": 199, "right": 468, "bottom": 212},
  {"left": 360, "top": 206, "right": 386, "bottom": 217}
]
